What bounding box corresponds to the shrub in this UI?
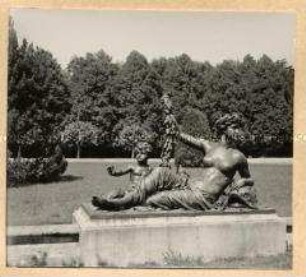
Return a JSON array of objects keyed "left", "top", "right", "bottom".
[{"left": 7, "top": 146, "right": 67, "bottom": 186}]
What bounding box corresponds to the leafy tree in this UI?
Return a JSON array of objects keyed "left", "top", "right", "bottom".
[
  {"left": 110, "top": 51, "right": 164, "bottom": 154},
  {"left": 202, "top": 55, "right": 293, "bottom": 156},
  {"left": 162, "top": 54, "right": 211, "bottom": 124},
  {"left": 114, "top": 122, "right": 154, "bottom": 158},
  {"left": 60, "top": 121, "right": 99, "bottom": 158},
  {"left": 244, "top": 55, "right": 293, "bottom": 156},
  {"left": 66, "top": 50, "right": 119, "bottom": 145},
  {"left": 110, "top": 50, "right": 151, "bottom": 120},
  {"left": 8, "top": 22, "right": 70, "bottom": 157},
  {"left": 8, "top": 18, "right": 21, "bottom": 156}
]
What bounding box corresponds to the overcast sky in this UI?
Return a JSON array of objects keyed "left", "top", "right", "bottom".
[{"left": 11, "top": 9, "right": 295, "bottom": 68}]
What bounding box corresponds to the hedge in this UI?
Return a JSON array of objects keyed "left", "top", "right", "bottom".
[{"left": 7, "top": 146, "right": 67, "bottom": 186}]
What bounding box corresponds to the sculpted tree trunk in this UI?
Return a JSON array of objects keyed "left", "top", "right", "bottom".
[{"left": 160, "top": 93, "right": 177, "bottom": 167}]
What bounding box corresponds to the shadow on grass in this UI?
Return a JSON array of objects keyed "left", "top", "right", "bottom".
[{"left": 57, "top": 175, "right": 84, "bottom": 183}]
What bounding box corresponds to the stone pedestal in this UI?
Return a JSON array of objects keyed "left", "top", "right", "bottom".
[{"left": 73, "top": 204, "right": 287, "bottom": 267}]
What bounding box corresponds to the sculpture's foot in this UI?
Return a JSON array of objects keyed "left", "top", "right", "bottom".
[
  {"left": 227, "top": 192, "right": 258, "bottom": 210},
  {"left": 91, "top": 196, "right": 103, "bottom": 208},
  {"left": 92, "top": 196, "right": 120, "bottom": 210}
]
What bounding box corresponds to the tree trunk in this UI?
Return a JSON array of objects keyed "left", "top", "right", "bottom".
[
  {"left": 17, "top": 146, "right": 22, "bottom": 159},
  {"left": 77, "top": 108, "right": 81, "bottom": 159},
  {"left": 131, "top": 124, "right": 136, "bottom": 159},
  {"left": 77, "top": 142, "right": 81, "bottom": 159}
]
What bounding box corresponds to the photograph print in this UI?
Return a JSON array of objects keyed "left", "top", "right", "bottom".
[{"left": 7, "top": 9, "right": 294, "bottom": 268}]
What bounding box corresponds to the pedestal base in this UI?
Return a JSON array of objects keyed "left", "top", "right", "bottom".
[{"left": 73, "top": 204, "right": 287, "bottom": 267}]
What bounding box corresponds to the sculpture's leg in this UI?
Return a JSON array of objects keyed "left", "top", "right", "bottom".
[
  {"left": 92, "top": 191, "right": 141, "bottom": 210},
  {"left": 92, "top": 167, "right": 179, "bottom": 210},
  {"left": 105, "top": 188, "right": 126, "bottom": 200},
  {"left": 146, "top": 189, "right": 213, "bottom": 210}
]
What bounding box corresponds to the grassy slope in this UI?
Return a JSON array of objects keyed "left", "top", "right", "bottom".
[{"left": 7, "top": 161, "right": 292, "bottom": 226}]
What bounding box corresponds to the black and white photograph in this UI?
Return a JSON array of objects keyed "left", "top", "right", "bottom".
[{"left": 6, "top": 9, "right": 294, "bottom": 269}]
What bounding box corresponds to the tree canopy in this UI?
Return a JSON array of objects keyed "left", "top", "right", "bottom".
[
  {"left": 8, "top": 21, "right": 294, "bottom": 158},
  {"left": 8, "top": 20, "right": 70, "bottom": 157}
]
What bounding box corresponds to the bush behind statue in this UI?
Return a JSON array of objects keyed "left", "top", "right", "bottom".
[{"left": 7, "top": 146, "right": 68, "bottom": 186}]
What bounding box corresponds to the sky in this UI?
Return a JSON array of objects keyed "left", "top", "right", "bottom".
[{"left": 11, "top": 9, "right": 295, "bottom": 68}]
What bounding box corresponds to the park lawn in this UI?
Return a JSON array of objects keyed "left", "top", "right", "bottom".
[{"left": 7, "top": 161, "right": 292, "bottom": 226}]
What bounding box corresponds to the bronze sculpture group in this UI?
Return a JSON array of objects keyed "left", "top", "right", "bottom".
[{"left": 92, "top": 95, "right": 258, "bottom": 212}]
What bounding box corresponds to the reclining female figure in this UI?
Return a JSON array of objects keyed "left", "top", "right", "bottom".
[{"left": 92, "top": 113, "right": 257, "bottom": 211}]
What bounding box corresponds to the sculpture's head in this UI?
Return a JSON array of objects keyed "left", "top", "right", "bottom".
[
  {"left": 135, "top": 142, "right": 152, "bottom": 164},
  {"left": 214, "top": 113, "right": 246, "bottom": 147}
]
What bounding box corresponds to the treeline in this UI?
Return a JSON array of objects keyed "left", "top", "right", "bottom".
[{"left": 8, "top": 20, "right": 293, "bottom": 159}]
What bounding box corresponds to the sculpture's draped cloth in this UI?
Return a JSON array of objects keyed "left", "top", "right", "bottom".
[{"left": 97, "top": 167, "right": 215, "bottom": 210}]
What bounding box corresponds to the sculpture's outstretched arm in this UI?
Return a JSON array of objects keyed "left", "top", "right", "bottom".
[{"left": 178, "top": 133, "right": 212, "bottom": 154}]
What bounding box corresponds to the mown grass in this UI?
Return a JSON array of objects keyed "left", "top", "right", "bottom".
[{"left": 7, "top": 160, "right": 292, "bottom": 226}]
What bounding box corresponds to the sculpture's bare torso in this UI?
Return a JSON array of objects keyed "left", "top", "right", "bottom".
[{"left": 190, "top": 144, "right": 248, "bottom": 201}]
